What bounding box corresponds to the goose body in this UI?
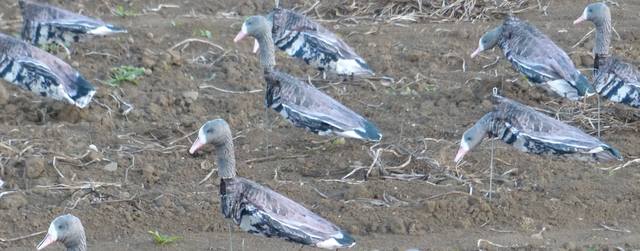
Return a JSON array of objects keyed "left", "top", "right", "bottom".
[
  {"left": 264, "top": 70, "right": 381, "bottom": 141},
  {"left": 19, "top": 0, "right": 126, "bottom": 47},
  {"left": 221, "top": 177, "right": 355, "bottom": 249},
  {"left": 472, "top": 16, "right": 595, "bottom": 100},
  {"left": 455, "top": 93, "right": 622, "bottom": 163},
  {"left": 0, "top": 33, "right": 95, "bottom": 108},
  {"left": 261, "top": 7, "right": 373, "bottom": 77},
  {"left": 235, "top": 15, "right": 382, "bottom": 141},
  {"left": 189, "top": 119, "right": 356, "bottom": 249},
  {"left": 575, "top": 3, "right": 640, "bottom": 108}
]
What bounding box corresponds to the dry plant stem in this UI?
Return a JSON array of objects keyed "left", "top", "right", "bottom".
[
  {"left": 199, "top": 168, "right": 218, "bottom": 185},
  {"left": 595, "top": 223, "right": 631, "bottom": 233},
  {"left": 199, "top": 85, "right": 262, "bottom": 94},
  {"left": 244, "top": 155, "right": 307, "bottom": 164},
  {"left": 169, "top": 38, "right": 225, "bottom": 52},
  {"left": 572, "top": 29, "right": 595, "bottom": 48},
  {"left": 601, "top": 158, "right": 640, "bottom": 172},
  {"left": 0, "top": 230, "right": 46, "bottom": 243}
]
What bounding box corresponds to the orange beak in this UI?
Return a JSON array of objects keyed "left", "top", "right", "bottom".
[
  {"left": 454, "top": 146, "right": 469, "bottom": 163},
  {"left": 36, "top": 233, "right": 56, "bottom": 250},
  {"left": 189, "top": 137, "right": 206, "bottom": 154},
  {"left": 470, "top": 47, "right": 482, "bottom": 58},
  {"left": 233, "top": 31, "right": 248, "bottom": 43},
  {"left": 573, "top": 16, "right": 587, "bottom": 25}
]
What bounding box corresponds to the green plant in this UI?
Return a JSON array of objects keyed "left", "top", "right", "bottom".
[
  {"left": 108, "top": 66, "right": 145, "bottom": 86},
  {"left": 196, "top": 29, "right": 212, "bottom": 39},
  {"left": 148, "top": 230, "right": 180, "bottom": 245},
  {"left": 114, "top": 5, "right": 135, "bottom": 17}
]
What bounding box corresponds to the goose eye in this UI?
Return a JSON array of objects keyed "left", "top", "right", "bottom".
[{"left": 465, "top": 136, "right": 472, "bottom": 141}]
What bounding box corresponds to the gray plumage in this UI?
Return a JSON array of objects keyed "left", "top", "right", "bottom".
[
  {"left": 19, "top": 0, "right": 126, "bottom": 47},
  {"left": 575, "top": 3, "right": 640, "bottom": 108},
  {"left": 37, "top": 214, "right": 86, "bottom": 251},
  {"left": 0, "top": 33, "right": 95, "bottom": 108},
  {"left": 456, "top": 93, "right": 622, "bottom": 163},
  {"left": 264, "top": 7, "right": 373, "bottom": 77},
  {"left": 472, "top": 16, "right": 595, "bottom": 100},
  {"left": 236, "top": 16, "right": 382, "bottom": 141},
  {"left": 189, "top": 119, "right": 356, "bottom": 249}
]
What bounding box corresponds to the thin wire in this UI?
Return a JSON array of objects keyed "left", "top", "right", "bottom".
[
  {"left": 228, "top": 222, "right": 233, "bottom": 251},
  {"left": 264, "top": 107, "right": 270, "bottom": 157},
  {"left": 489, "top": 139, "right": 495, "bottom": 201},
  {"left": 597, "top": 95, "right": 601, "bottom": 138}
]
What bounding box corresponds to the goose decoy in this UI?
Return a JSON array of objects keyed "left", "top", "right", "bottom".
[
  {"left": 189, "top": 119, "right": 356, "bottom": 249},
  {"left": 249, "top": 7, "right": 373, "bottom": 78},
  {"left": 37, "top": 214, "right": 86, "bottom": 251},
  {"left": 574, "top": 3, "right": 640, "bottom": 108},
  {"left": 471, "top": 16, "right": 595, "bottom": 101},
  {"left": 0, "top": 33, "right": 95, "bottom": 108},
  {"left": 234, "top": 16, "right": 382, "bottom": 142},
  {"left": 454, "top": 92, "right": 622, "bottom": 163},
  {"left": 19, "top": 0, "right": 126, "bottom": 47}
]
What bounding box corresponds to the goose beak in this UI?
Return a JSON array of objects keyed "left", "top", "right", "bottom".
[
  {"left": 189, "top": 137, "right": 206, "bottom": 154},
  {"left": 233, "top": 31, "right": 247, "bottom": 43},
  {"left": 252, "top": 39, "right": 260, "bottom": 54},
  {"left": 454, "top": 146, "right": 469, "bottom": 163},
  {"left": 573, "top": 16, "right": 587, "bottom": 25},
  {"left": 36, "top": 233, "right": 57, "bottom": 250},
  {"left": 470, "top": 47, "right": 482, "bottom": 58}
]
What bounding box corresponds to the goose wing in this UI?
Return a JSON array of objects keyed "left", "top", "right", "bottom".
[
  {"left": 595, "top": 57, "right": 640, "bottom": 108},
  {"left": 269, "top": 8, "right": 362, "bottom": 60},
  {"left": 233, "top": 178, "right": 351, "bottom": 246},
  {"left": 0, "top": 34, "right": 95, "bottom": 107},
  {"left": 267, "top": 71, "right": 381, "bottom": 140},
  {"left": 493, "top": 95, "right": 601, "bottom": 147}
]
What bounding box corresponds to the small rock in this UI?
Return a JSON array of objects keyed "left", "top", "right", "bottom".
[
  {"left": 82, "top": 150, "right": 103, "bottom": 162},
  {"left": 142, "top": 165, "right": 160, "bottom": 184},
  {"left": 0, "top": 192, "right": 27, "bottom": 210},
  {"left": 25, "top": 157, "right": 46, "bottom": 179},
  {"left": 182, "top": 91, "right": 199, "bottom": 103},
  {"left": 387, "top": 216, "right": 406, "bottom": 234},
  {"left": 104, "top": 162, "right": 118, "bottom": 172},
  {"left": 145, "top": 32, "right": 154, "bottom": 39},
  {"left": 71, "top": 61, "right": 80, "bottom": 68}
]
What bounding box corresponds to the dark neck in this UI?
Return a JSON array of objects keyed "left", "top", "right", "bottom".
[
  {"left": 215, "top": 136, "right": 236, "bottom": 179},
  {"left": 594, "top": 16, "right": 612, "bottom": 56},
  {"left": 64, "top": 233, "right": 87, "bottom": 251},
  {"left": 256, "top": 32, "right": 276, "bottom": 72}
]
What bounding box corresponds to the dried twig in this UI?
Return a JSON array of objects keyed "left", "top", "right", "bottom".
[
  {"left": 199, "top": 85, "right": 262, "bottom": 94},
  {"left": 245, "top": 155, "right": 307, "bottom": 164},
  {"left": 169, "top": 38, "right": 224, "bottom": 52},
  {"left": 0, "top": 231, "right": 46, "bottom": 243}
]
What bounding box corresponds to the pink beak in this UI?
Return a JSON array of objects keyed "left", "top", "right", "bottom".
[
  {"left": 470, "top": 47, "right": 482, "bottom": 58},
  {"left": 36, "top": 234, "right": 56, "bottom": 250},
  {"left": 189, "top": 137, "right": 206, "bottom": 154},
  {"left": 252, "top": 39, "right": 260, "bottom": 54},
  {"left": 233, "top": 31, "right": 248, "bottom": 43},
  {"left": 454, "top": 147, "right": 469, "bottom": 163},
  {"left": 573, "top": 16, "right": 586, "bottom": 25}
]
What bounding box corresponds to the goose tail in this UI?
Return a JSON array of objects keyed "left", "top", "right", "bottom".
[
  {"left": 574, "top": 73, "right": 596, "bottom": 98},
  {"left": 66, "top": 74, "right": 96, "bottom": 108},
  {"left": 315, "top": 230, "right": 356, "bottom": 249},
  {"left": 356, "top": 120, "right": 382, "bottom": 142}
]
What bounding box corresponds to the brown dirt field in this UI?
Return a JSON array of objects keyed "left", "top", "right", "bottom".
[{"left": 1, "top": 0, "right": 640, "bottom": 250}]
